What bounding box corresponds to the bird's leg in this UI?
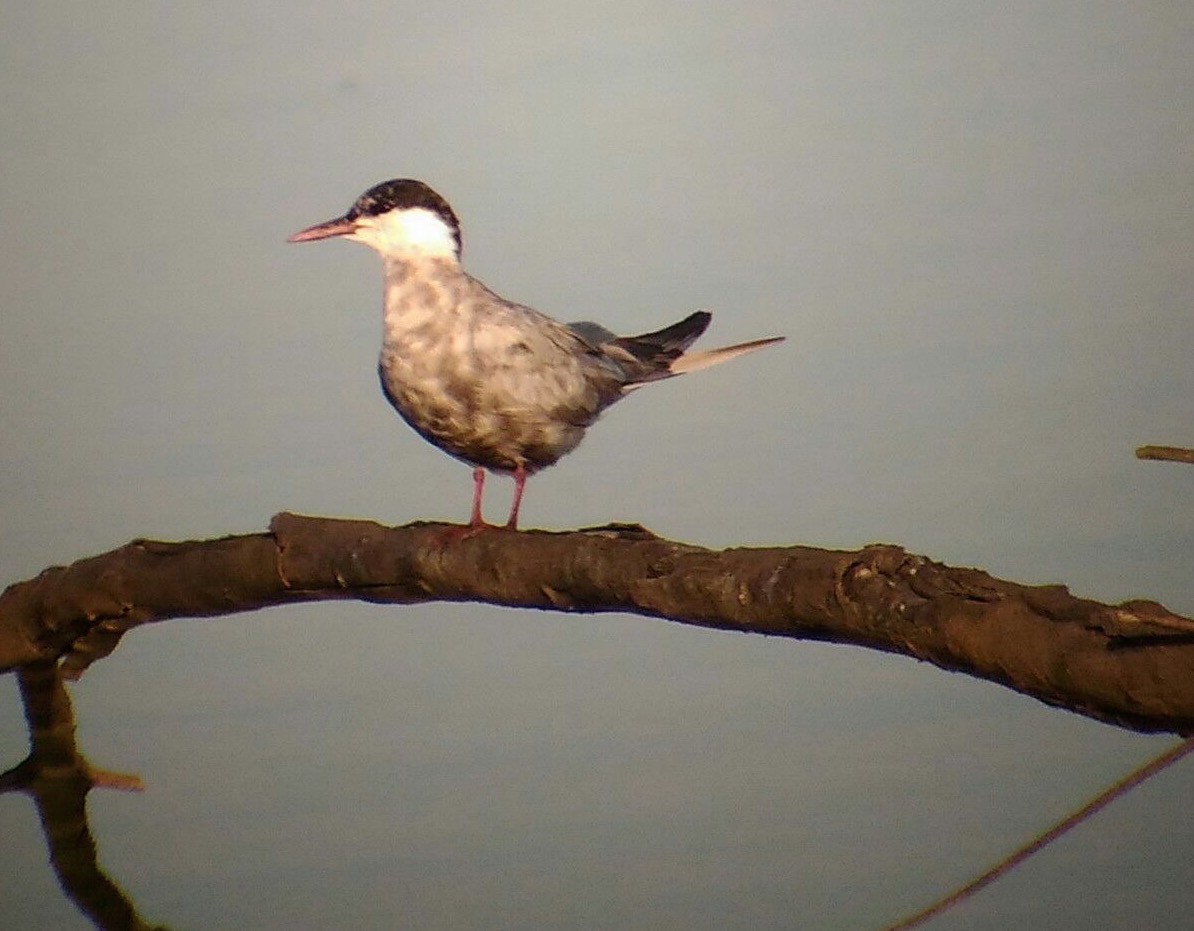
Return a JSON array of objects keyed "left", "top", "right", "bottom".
[
  {"left": 469, "top": 467, "right": 487, "bottom": 528},
  {"left": 505, "top": 464, "right": 528, "bottom": 530}
]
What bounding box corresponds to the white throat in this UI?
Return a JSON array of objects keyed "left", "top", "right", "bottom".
[{"left": 352, "top": 207, "right": 459, "bottom": 260}]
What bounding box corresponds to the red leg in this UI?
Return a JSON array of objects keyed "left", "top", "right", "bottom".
[
  {"left": 469, "top": 466, "right": 486, "bottom": 528},
  {"left": 505, "top": 464, "right": 528, "bottom": 530}
]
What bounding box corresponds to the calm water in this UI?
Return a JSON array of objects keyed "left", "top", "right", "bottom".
[{"left": 3, "top": 597, "right": 1190, "bottom": 929}]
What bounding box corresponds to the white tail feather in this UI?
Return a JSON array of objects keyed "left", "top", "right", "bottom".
[{"left": 668, "top": 336, "right": 785, "bottom": 375}]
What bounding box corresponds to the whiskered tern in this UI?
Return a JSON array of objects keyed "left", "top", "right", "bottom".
[{"left": 289, "top": 179, "right": 783, "bottom": 529}]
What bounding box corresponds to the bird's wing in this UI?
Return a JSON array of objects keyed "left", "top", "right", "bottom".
[{"left": 565, "top": 320, "right": 619, "bottom": 348}]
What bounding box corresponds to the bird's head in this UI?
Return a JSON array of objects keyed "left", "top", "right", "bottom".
[{"left": 288, "top": 178, "right": 462, "bottom": 260}]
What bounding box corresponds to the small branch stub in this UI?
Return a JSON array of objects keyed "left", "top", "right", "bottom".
[{"left": 1136, "top": 445, "right": 1194, "bottom": 465}]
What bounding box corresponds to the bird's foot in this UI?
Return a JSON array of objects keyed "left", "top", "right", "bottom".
[
  {"left": 428, "top": 520, "right": 512, "bottom": 547},
  {"left": 434, "top": 523, "right": 486, "bottom": 545}
]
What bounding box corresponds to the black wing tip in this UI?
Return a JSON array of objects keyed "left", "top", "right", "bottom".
[
  {"left": 630, "top": 310, "right": 712, "bottom": 350},
  {"left": 676, "top": 310, "right": 713, "bottom": 339}
]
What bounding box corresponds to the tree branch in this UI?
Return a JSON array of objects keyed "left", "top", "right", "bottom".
[
  {"left": 1136, "top": 444, "right": 1194, "bottom": 464},
  {"left": 2, "top": 513, "right": 1192, "bottom": 734}
]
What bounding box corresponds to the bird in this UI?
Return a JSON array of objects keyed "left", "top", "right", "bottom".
[{"left": 289, "top": 178, "right": 784, "bottom": 530}]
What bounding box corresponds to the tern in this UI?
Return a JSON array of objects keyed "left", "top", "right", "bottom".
[{"left": 289, "top": 179, "right": 783, "bottom": 530}]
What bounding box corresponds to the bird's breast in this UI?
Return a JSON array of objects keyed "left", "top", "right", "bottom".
[{"left": 377, "top": 304, "right": 601, "bottom": 473}]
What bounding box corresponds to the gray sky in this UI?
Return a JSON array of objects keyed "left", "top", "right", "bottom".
[{"left": 2, "top": 3, "right": 1192, "bottom": 929}]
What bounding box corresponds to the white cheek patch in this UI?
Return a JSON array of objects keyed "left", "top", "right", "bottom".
[{"left": 364, "top": 208, "right": 458, "bottom": 257}]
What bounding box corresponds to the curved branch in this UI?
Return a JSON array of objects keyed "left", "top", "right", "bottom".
[{"left": 1, "top": 513, "right": 1192, "bottom": 734}]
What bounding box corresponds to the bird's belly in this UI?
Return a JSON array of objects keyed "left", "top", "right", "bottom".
[{"left": 378, "top": 354, "right": 594, "bottom": 472}]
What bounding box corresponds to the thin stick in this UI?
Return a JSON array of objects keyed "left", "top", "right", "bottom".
[
  {"left": 882, "top": 737, "right": 1194, "bottom": 931},
  {"left": 1136, "top": 445, "right": 1194, "bottom": 464}
]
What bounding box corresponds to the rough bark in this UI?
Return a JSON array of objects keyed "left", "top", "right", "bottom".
[{"left": 1, "top": 513, "right": 1191, "bottom": 734}]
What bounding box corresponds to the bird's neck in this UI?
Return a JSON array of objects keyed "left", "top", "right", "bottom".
[{"left": 380, "top": 255, "right": 467, "bottom": 337}]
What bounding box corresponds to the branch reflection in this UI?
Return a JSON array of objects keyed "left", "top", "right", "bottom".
[{"left": 1, "top": 662, "right": 168, "bottom": 931}]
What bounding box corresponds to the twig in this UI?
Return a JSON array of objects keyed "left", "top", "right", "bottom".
[
  {"left": 881, "top": 736, "right": 1194, "bottom": 930},
  {"left": 1136, "top": 445, "right": 1194, "bottom": 465}
]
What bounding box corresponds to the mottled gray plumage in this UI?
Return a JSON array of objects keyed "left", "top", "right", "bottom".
[{"left": 290, "top": 179, "right": 784, "bottom": 528}]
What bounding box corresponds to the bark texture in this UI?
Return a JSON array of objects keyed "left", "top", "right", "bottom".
[{"left": 1, "top": 512, "right": 1191, "bottom": 734}]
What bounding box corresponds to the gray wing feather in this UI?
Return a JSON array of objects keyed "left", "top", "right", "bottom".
[{"left": 566, "top": 320, "right": 619, "bottom": 348}]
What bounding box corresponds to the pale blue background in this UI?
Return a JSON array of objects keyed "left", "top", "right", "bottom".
[{"left": 2, "top": 3, "right": 1192, "bottom": 929}]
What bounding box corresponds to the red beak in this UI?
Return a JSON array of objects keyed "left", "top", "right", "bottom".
[{"left": 287, "top": 215, "right": 357, "bottom": 243}]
